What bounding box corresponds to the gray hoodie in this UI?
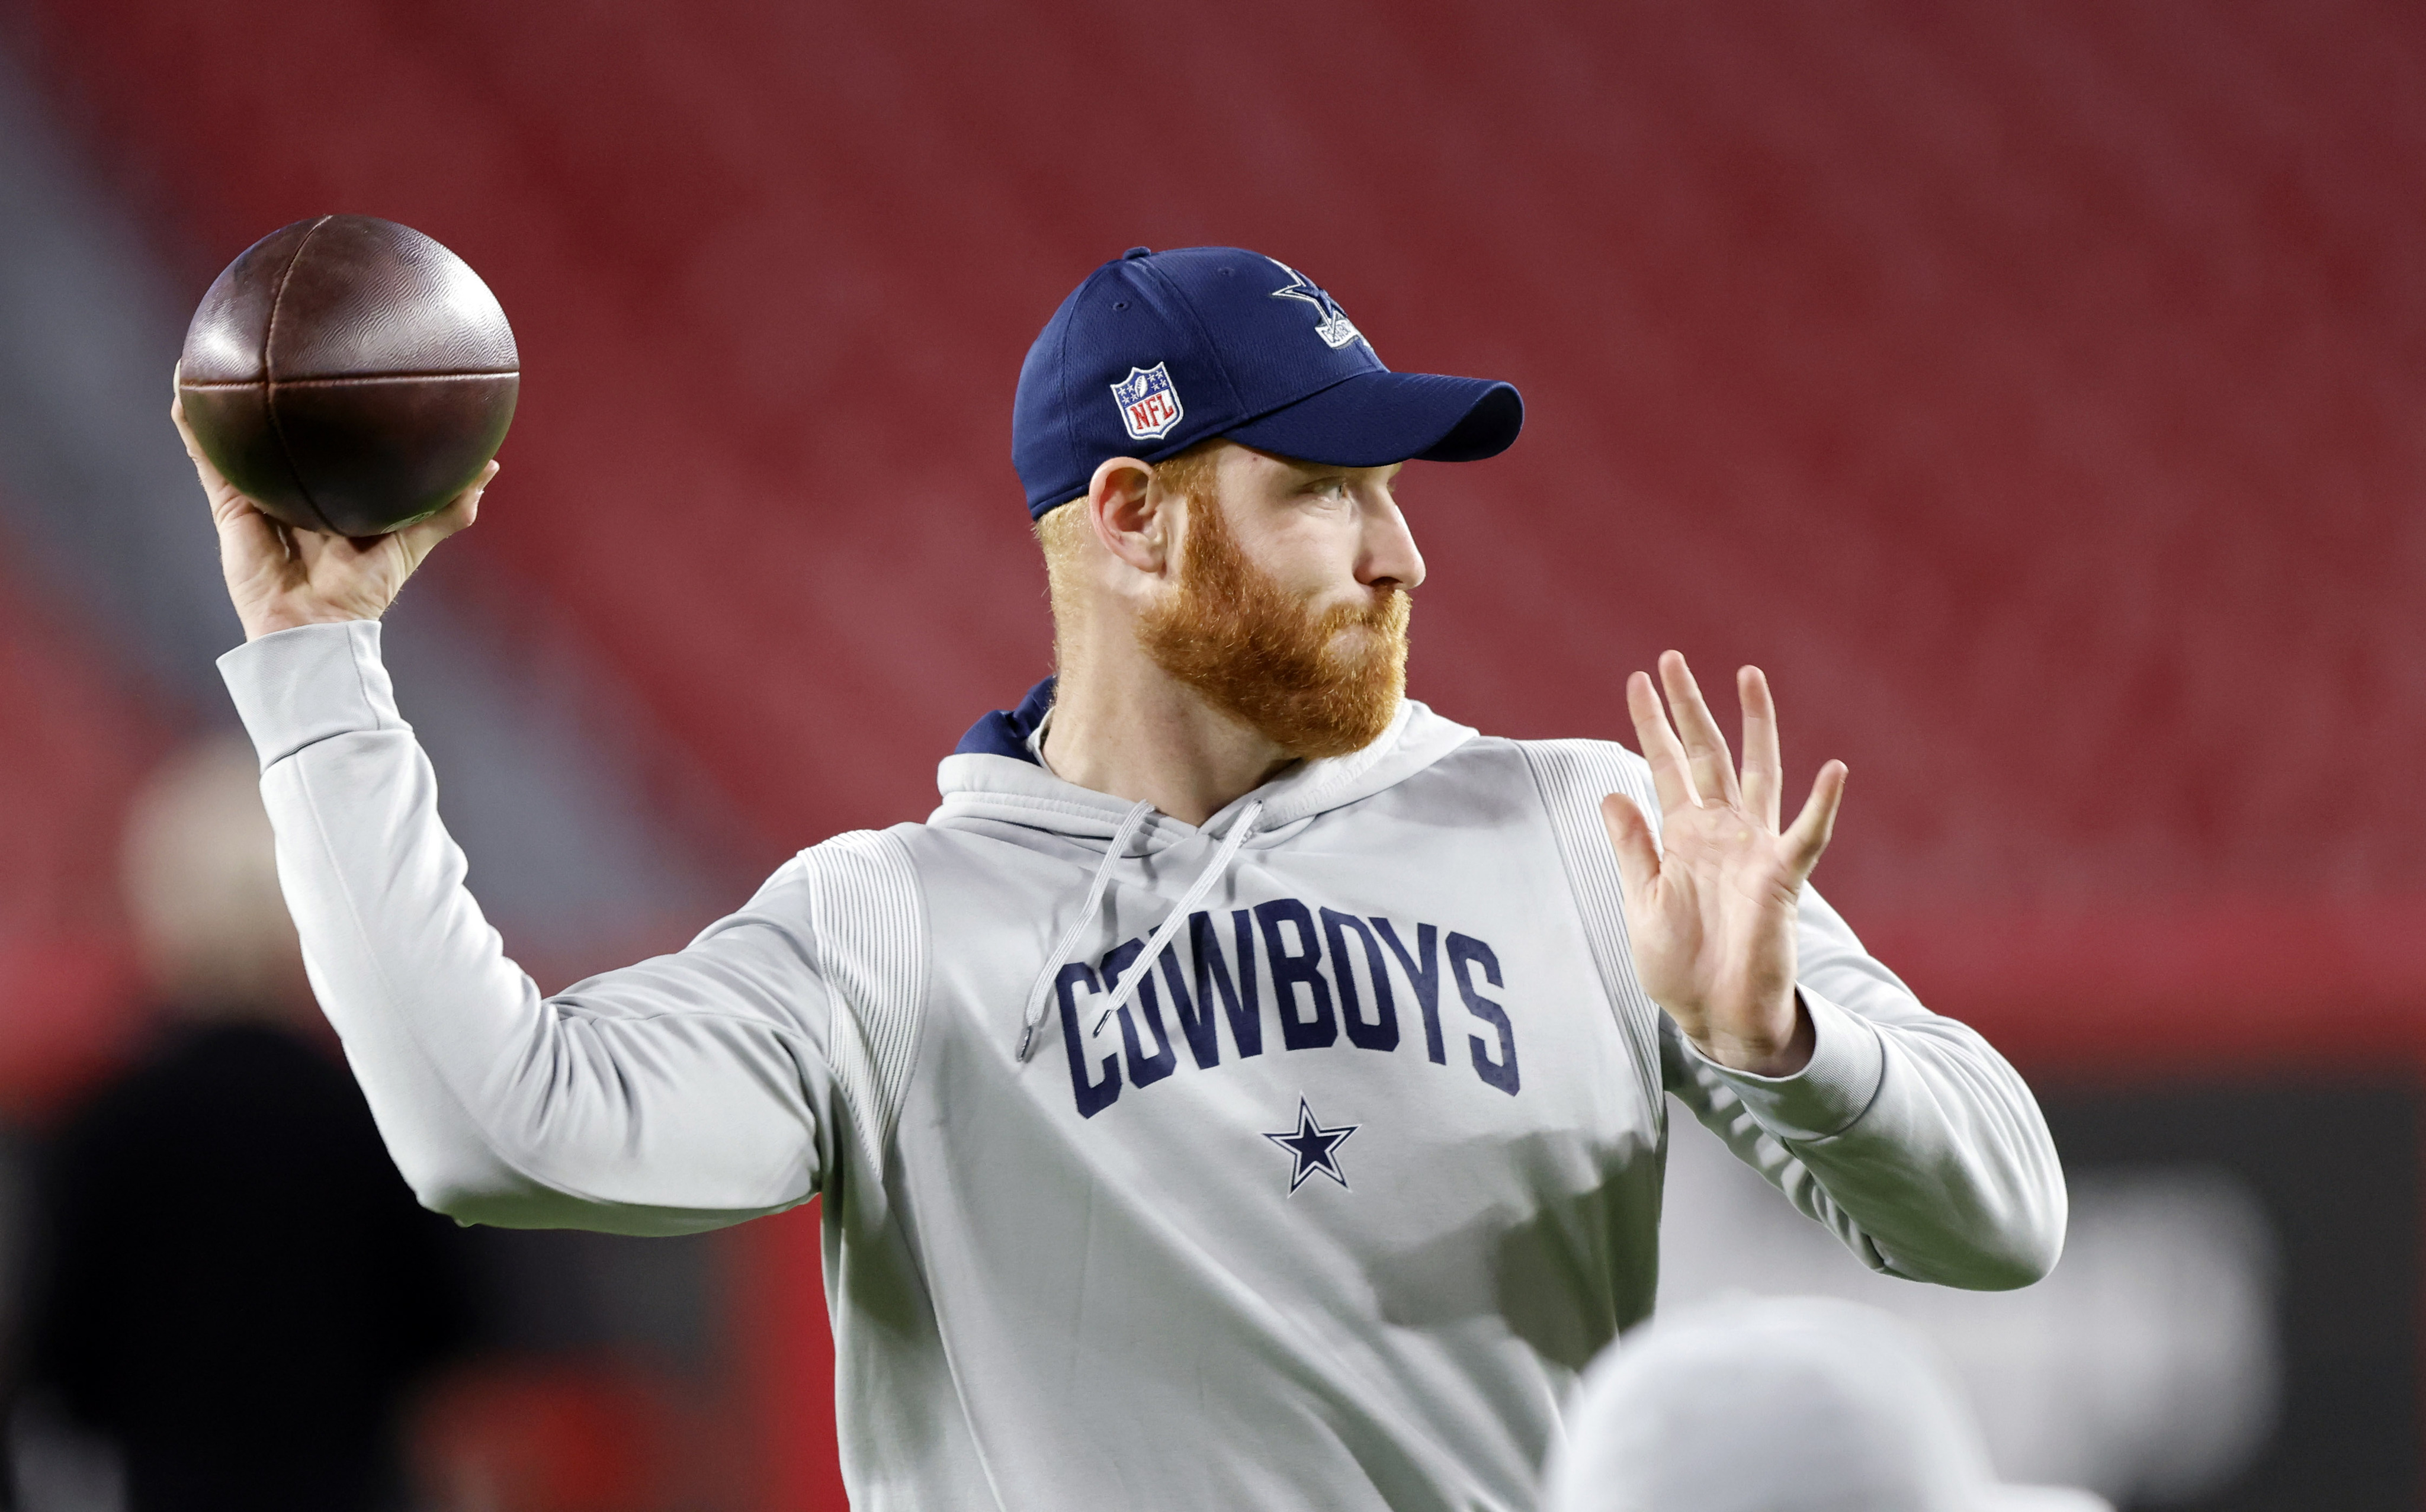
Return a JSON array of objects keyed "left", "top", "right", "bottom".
[{"left": 221, "top": 621, "right": 2065, "bottom": 1512}]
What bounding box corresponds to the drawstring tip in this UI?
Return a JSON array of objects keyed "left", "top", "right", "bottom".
[{"left": 1015, "top": 1022, "right": 1036, "bottom": 1062}]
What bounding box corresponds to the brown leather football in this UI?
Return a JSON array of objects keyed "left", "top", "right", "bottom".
[{"left": 178, "top": 215, "right": 518, "bottom": 537}]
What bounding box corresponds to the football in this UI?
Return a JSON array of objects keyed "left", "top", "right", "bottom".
[{"left": 177, "top": 214, "right": 518, "bottom": 537}]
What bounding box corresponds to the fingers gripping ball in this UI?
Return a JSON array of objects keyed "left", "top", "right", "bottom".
[{"left": 178, "top": 215, "right": 518, "bottom": 537}]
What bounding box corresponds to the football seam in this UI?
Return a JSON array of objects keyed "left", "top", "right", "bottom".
[
  {"left": 184, "top": 370, "right": 519, "bottom": 388},
  {"left": 261, "top": 216, "right": 339, "bottom": 534}
]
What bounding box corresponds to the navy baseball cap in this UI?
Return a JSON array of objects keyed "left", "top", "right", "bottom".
[{"left": 1012, "top": 246, "right": 1523, "bottom": 518}]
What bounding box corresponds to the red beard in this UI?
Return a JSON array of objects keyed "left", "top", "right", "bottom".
[{"left": 1137, "top": 490, "right": 1410, "bottom": 760}]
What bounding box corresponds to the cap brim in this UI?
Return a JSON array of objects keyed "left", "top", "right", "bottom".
[{"left": 1221, "top": 370, "right": 1523, "bottom": 468}]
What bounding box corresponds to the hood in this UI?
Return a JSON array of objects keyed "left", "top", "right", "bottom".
[
  {"left": 933, "top": 678, "right": 1478, "bottom": 847},
  {"left": 936, "top": 680, "right": 1480, "bottom": 1061}
]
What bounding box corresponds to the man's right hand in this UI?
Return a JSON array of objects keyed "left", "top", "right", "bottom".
[{"left": 174, "top": 366, "right": 495, "bottom": 642}]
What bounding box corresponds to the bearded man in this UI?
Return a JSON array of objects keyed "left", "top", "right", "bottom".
[{"left": 181, "top": 245, "right": 2064, "bottom": 1512}]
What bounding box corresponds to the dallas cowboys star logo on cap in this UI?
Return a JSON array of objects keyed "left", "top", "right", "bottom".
[
  {"left": 1263, "top": 1097, "right": 1358, "bottom": 1193},
  {"left": 1267, "top": 259, "right": 1365, "bottom": 351}
]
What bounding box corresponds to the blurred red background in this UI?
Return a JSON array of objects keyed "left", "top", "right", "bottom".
[{"left": 2, "top": 1, "right": 2421, "bottom": 1505}]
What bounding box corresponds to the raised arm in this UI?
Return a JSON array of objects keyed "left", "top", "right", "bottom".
[{"left": 182, "top": 381, "right": 833, "bottom": 1236}]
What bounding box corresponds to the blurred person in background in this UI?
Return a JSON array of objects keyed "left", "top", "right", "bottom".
[
  {"left": 1542, "top": 1296, "right": 2110, "bottom": 1512},
  {"left": 17, "top": 735, "right": 470, "bottom": 1512}
]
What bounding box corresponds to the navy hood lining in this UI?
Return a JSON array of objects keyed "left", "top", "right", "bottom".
[{"left": 955, "top": 675, "right": 1055, "bottom": 763}]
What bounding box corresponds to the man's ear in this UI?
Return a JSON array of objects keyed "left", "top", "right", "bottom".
[{"left": 1086, "top": 455, "right": 1169, "bottom": 575}]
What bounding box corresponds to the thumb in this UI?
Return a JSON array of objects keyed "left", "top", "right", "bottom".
[
  {"left": 1599, "top": 792, "right": 1662, "bottom": 901},
  {"left": 1780, "top": 760, "right": 1847, "bottom": 884}
]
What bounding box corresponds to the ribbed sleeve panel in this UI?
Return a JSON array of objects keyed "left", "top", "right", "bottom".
[
  {"left": 1517, "top": 739, "right": 1670, "bottom": 1129},
  {"left": 804, "top": 828, "right": 929, "bottom": 1173}
]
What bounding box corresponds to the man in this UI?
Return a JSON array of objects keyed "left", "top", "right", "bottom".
[
  {"left": 24, "top": 737, "right": 470, "bottom": 1512},
  {"left": 178, "top": 245, "right": 2064, "bottom": 1511}
]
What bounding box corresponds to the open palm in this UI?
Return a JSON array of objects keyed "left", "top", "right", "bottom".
[{"left": 1599, "top": 652, "right": 1846, "bottom": 1076}]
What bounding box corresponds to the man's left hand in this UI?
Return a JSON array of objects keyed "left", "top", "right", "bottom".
[{"left": 1599, "top": 652, "right": 1847, "bottom": 1076}]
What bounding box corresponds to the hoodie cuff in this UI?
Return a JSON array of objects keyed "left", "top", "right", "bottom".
[
  {"left": 1687, "top": 986, "right": 1886, "bottom": 1142},
  {"left": 217, "top": 621, "right": 405, "bottom": 771}
]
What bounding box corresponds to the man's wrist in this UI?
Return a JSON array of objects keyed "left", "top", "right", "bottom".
[
  {"left": 240, "top": 602, "right": 380, "bottom": 641},
  {"left": 1688, "top": 987, "right": 1886, "bottom": 1142},
  {"left": 1686, "top": 993, "right": 1816, "bottom": 1077}
]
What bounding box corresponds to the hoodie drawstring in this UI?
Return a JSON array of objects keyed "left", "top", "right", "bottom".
[
  {"left": 1015, "top": 800, "right": 1155, "bottom": 1061},
  {"left": 1089, "top": 798, "right": 1263, "bottom": 1037},
  {"left": 1013, "top": 797, "right": 1266, "bottom": 1061}
]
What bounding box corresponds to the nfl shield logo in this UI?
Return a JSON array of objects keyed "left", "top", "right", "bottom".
[{"left": 1111, "top": 363, "right": 1185, "bottom": 441}]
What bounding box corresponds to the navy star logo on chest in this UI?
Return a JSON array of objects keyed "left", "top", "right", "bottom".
[{"left": 1263, "top": 1097, "right": 1359, "bottom": 1194}]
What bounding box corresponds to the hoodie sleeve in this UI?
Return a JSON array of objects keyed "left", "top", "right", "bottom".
[
  {"left": 220, "top": 621, "right": 836, "bottom": 1236},
  {"left": 1660, "top": 887, "right": 2067, "bottom": 1290},
  {"left": 1520, "top": 737, "right": 2065, "bottom": 1291}
]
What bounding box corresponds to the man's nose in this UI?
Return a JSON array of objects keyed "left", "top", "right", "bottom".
[{"left": 1359, "top": 502, "right": 1426, "bottom": 591}]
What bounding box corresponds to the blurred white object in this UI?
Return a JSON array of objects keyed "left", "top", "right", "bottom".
[
  {"left": 1658, "top": 1116, "right": 2279, "bottom": 1504},
  {"left": 120, "top": 734, "right": 307, "bottom": 1017},
  {"left": 1543, "top": 1295, "right": 2111, "bottom": 1512}
]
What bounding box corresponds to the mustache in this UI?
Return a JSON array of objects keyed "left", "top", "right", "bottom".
[{"left": 1314, "top": 585, "right": 1410, "bottom": 635}]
